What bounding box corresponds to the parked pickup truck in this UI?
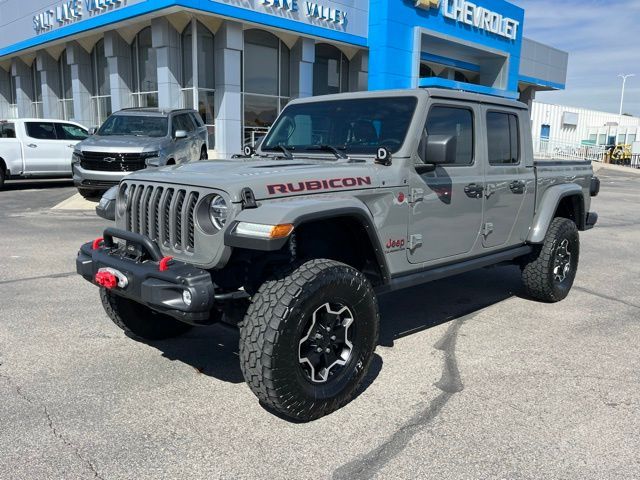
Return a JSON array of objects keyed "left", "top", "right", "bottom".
[
  {"left": 77, "top": 88, "right": 600, "bottom": 421},
  {"left": 0, "top": 119, "right": 88, "bottom": 188},
  {"left": 72, "top": 108, "right": 209, "bottom": 199}
]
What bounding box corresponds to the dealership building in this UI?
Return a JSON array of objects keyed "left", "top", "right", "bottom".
[{"left": 0, "top": 0, "right": 568, "bottom": 157}]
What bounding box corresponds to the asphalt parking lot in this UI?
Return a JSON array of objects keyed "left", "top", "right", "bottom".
[{"left": 1, "top": 168, "right": 639, "bottom": 480}]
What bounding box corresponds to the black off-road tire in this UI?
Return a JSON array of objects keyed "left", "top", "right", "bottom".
[
  {"left": 522, "top": 217, "right": 580, "bottom": 303},
  {"left": 239, "top": 259, "right": 379, "bottom": 421},
  {"left": 100, "top": 288, "right": 193, "bottom": 340},
  {"left": 0, "top": 165, "right": 6, "bottom": 189},
  {"left": 78, "top": 188, "right": 102, "bottom": 200},
  {"left": 200, "top": 146, "right": 208, "bottom": 160}
]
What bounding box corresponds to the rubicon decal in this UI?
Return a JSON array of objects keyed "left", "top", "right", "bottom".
[{"left": 267, "top": 176, "right": 372, "bottom": 195}]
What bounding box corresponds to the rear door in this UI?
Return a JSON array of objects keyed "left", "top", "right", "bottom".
[
  {"left": 0, "top": 122, "right": 23, "bottom": 174},
  {"left": 22, "top": 121, "right": 59, "bottom": 173},
  {"left": 481, "top": 108, "right": 536, "bottom": 248},
  {"left": 407, "top": 102, "right": 485, "bottom": 264}
]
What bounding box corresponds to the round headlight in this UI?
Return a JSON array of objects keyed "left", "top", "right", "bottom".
[{"left": 209, "top": 195, "right": 228, "bottom": 230}]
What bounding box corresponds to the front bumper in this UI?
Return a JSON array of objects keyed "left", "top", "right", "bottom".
[
  {"left": 76, "top": 228, "right": 215, "bottom": 324},
  {"left": 585, "top": 212, "right": 598, "bottom": 230},
  {"left": 73, "top": 164, "right": 132, "bottom": 190}
]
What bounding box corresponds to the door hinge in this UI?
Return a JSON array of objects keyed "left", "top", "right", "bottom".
[
  {"left": 482, "top": 222, "right": 494, "bottom": 237},
  {"left": 410, "top": 188, "right": 424, "bottom": 203},
  {"left": 408, "top": 234, "right": 423, "bottom": 251}
]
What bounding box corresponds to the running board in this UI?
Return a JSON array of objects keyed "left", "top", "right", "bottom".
[{"left": 376, "top": 245, "right": 532, "bottom": 295}]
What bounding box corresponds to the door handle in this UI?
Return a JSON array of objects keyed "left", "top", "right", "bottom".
[
  {"left": 67, "top": 144, "right": 75, "bottom": 148},
  {"left": 27, "top": 143, "right": 37, "bottom": 148},
  {"left": 509, "top": 180, "right": 526, "bottom": 194},
  {"left": 464, "top": 183, "right": 484, "bottom": 199}
]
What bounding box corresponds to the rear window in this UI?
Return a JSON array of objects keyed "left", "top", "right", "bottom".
[
  {"left": 487, "top": 112, "right": 520, "bottom": 165},
  {"left": 26, "top": 122, "right": 57, "bottom": 140},
  {"left": 0, "top": 123, "right": 16, "bottom": 138}
]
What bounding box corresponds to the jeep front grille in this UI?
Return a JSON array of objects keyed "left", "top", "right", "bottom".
[{"left": 123, "top": 183, "right": 199, "bottom": 253}]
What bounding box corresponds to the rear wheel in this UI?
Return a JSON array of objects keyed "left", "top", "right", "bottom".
[
  {"left": 0, "top": 166, "right": 5, "bottom": 189},
  {"left": 200, "top": 146, "right": 208, "bottom": 160},
  {"left": 521, "top": 217, "right": 580, "bottom": 302},
  {"left": 239, "top": 259, "right": 379, "bottom": 421},
  {"left": 100, "top": 288, "right": 193, "bottom": 340}
]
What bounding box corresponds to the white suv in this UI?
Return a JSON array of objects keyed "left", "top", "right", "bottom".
[{"left": 0, "top": 119, "right": 89, "bottom": 188}]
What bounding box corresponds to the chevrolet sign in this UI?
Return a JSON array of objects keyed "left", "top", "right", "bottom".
[{"left": 415, "top": 0, "right": 520, "bottom": 41}]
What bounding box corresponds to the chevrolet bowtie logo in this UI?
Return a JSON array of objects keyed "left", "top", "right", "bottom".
[{"left": 415, "top": 0, "right": 440, "bottom": 9}]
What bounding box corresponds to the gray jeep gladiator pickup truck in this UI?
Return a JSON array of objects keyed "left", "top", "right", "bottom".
[{"left": 77, "top": 88, "right": 599, "bottom": 421}]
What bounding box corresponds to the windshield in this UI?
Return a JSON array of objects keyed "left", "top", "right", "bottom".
[
  {"left": 97, "top": 115, "right": 168, "bottom": 137},
  {"left": 261, "top": 97, "right": 418, "bottom": 155}
]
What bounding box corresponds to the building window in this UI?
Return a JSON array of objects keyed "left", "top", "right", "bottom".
[
  {"left": 31, "top": 62, "right": 43, "bottom": 118},
  {"left": 181, "top": 20, "right": 215, "bottom": 148},
  {"left": 243, "top": 29, "right": 290, "bottom": 147},
  {"left": 58, "top": 50, "right": 74, "bottom": 121},
  {"left": 8, "top": 75, "right": 17, "bottom": 119},
  {"left": 90, "top": 39, "right": 112, "bottom": 127},
  {"left": 131, "top": 27, "right": 158, "bottom": 108},
  {"left": 313, "top": 44, "right": 349, "bottom": 96}
]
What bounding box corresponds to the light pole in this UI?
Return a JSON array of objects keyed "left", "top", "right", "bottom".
[{"left": 618, "top": 73, "right": 635, "bottom": 117}]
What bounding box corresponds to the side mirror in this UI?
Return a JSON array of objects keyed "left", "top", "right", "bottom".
[
  {"left": 174, "top": 129, "right": 188, "bottom": 140},
  {"left": 417, "top": 135, "right": 457, "bottom": 173},
  {"left": 88, "top": 127, "right": 97, "bottom": 135},
  {"left": 96, "top": 186, "right": 117, "bottom": 221}
]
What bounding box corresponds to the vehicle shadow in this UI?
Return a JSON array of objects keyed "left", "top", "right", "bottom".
[
  {"left": 146, "top": 264, "right": 524, "bottom": 388},
  {"left": 377, "top": 264, "right": 523, "bottom": 347},
  {"left": 2, "top": 179, "right": 74, "bottom": 191}
]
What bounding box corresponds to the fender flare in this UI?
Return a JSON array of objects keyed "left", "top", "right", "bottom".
[
  {"left": 224, "top": 197, "right": 390, "bottom": 283},
  {"left": 528, "top": 184, "right": 584, "bottom": 244}
]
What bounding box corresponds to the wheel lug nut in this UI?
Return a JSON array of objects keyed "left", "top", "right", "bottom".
[
  {"left": 325, "top": 348, "right": 331, "bottom": 353},
  {"left": 326, "top": 327, "right": 331, "bottom": 332},
  {"left": 330, "top": 335, "right": 336, "bottom": 341},
  {"left": 316, "top": 347, "right": 323, "bottom": 353}
]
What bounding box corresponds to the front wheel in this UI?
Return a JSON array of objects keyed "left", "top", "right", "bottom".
[
  {"left": 239, "top": 259, "right": 379, "bottom": 421},
  {"left": 521, "top": 217, "right": 580, "bottom": 302},
  {"left": 200, "top": 146, "right": 208, "bottom": 160},
  {"left": 100, "top": 289, "right": 193, "bottom": 340}
]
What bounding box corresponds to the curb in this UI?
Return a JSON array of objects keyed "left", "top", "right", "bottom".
[{"left": 594, "top": 162, "right": 640, "bottom": 176}]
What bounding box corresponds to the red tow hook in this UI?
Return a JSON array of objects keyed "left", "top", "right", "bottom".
[
  {"left": 92, "top": 237, "right": 104, "bottom": 250},
  {"left": 159, "top": 256, "right": 174, "bottom": 272},
  {"left": 95, "top": 270, "right": 118, "bottom": 289}
]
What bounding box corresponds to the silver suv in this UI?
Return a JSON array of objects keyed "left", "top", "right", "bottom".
[{"left": 72, "top": 108, "right": 208, "bottom": 199}]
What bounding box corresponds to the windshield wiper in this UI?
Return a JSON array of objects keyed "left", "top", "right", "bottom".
[{"left": 305, "top": 145, "right": 348, "bottom": 160}]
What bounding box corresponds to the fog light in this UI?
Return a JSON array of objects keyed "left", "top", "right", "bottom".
[{"left": 182, "top": 290, "right": 192, "bottom": 307}]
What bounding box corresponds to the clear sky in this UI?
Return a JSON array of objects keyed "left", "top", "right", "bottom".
[{"left": 512, "top": 0, "right": 640, "bottom": 116}]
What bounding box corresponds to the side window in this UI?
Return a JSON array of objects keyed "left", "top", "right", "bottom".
[
  {"left": 26, "top": 122, "right": 57, "bottom": 140},
  {"left": 423, "top": 106, "right": 474, "bottom": 165},
  {"left": 182, "top": 113, "right": 196, "bottom": 132},
  {"left": 0, "top": 123, "right": 16, "bottom": 138},
  {"left": 55, "top": 123, "right": 89, "bottom": 141},
  {"left": 189, "top": 112, "right": 204, "bottom": 128},
  {"left": 487, "top": 112, "right": 520, "bottom": 165},
  {"left": 172, "top": 114, "right": 193, "bottom": 135}
]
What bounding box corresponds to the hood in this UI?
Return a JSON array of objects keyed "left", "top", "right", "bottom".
[
  {"left": 78, "top": 135, "right": 166, "bottom": 153},
  {"left": 125, "top": 157, "right": 382, "bottom": 202}
]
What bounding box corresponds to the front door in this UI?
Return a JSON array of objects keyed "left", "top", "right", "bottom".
[
  {"left": 407, "top": 103, "right": 484, "bottom": 264},
  {"left": 482, "top": 109, "right": 536, "bottom": 248},
  {"left": 22, "top": 121, "right": 62, "bottom": 174}
]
